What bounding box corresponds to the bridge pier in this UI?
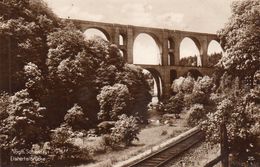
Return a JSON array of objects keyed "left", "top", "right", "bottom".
[
  {"left": 161, "top": 31, "right": 169, "bottom": 66},
  {"left": 173, "top": 38, "right": 181, "bottom": 66},
  {"left": 200, "top": 38, "right": 209, "bottom": 67},
  {"left": 126, "top": 27, "right": 134, "bottom": 64},
  {"left": 70, "top": 19, "right": 220, "bottom": 99}
]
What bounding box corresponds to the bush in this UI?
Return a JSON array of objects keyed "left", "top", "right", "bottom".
[
  {"left": 0, "top": 89, "right": 46, "bottom": 150},
  {"left": 0, "top": 92, "right": 10, "bottom": 120},
  {"left": 186, "top": 104, "right": 207, "bottom": 127},
  {"left": 97, "top": 84, "right": 132, "bottom": 121},
  {"left": 164, "top": 92, "right": 184, "bottom": 115},
  {"left": 208, "top": 53, "right": 222, "bottom": 67},
  {"left": 194, "top": 76, "right": 214, "bottom": 94},
  {"left": 64, "top": 104, "right": 89, "bottom": 130},
  {"left": 179, "top": 56, "right": 197, "bottom": 66},
  {"left": 201, "top": 94, "right": 260, "bottom": 161},
  {"left": 181, "top": 76, "right": 195, "bottom": 94},
  {"left": 46, "top": 125, "right": 92, "bottom": 165},
  {"left": 185, "top": 90, "right": 208, "bottom": 106},
  {"left": 171, "top": 76, "right": 195, "bottom": 94},
  {"left": 110, "top": 114, "right": 140, "bottom": 146},
  {"left": 171, "top": 77, "right": 185, "bottom": 93}
]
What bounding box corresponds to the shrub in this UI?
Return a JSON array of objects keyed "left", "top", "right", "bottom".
[
  {"left": 194, "top": 76, "right": 214, "bottom": 94},
  {"left": 179, "top": 56, "right": 197, "bottom": 66},
  {"left": 171, "top": 77, "right": 185, "bottom": 93},
  {"left": 181, "top": 76, "right": 195, "bottom": 94},
  {"left": 186, "top": 90, "right": 208, "bottom": 105},
  {"left": 186, "top": 104, "right": 207, "bottom": 127},
  {"left": 0, "top": 92, "right": 10, "bottom": 120},
  {"left": 164, "top": 92, "right": 184, "bottom": 115},
  {"left": 184, "top": 76, "right": 214, "bottom": 106},
  {"left": 0, "top": 89, "right": 46, "bottom": 150},
  {"left": 110, "top": 114, "right": 140, "bottom": 146},
  {"left": 64, "top": 104, "right": 89, "bottom": 130},
  {"left": 97, "top": 84, "right": 132, "bottom": 121},
  {"left": 201, "top": 95, "right": 260, "bottom": 161},
  {"left": 46, "top": 125, "right": 92, "bottom": 165},
  {"left": 24, "top": 62, "right": 45, "bottom": 100}
]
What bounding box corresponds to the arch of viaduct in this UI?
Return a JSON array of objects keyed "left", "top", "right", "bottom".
[{"left": 71, "top": 19, "right": 219, "bottom": 99}]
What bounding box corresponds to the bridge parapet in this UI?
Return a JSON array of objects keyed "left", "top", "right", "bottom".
[
  {"left": 69, "top": 19, "right": 219, "bottom": 67},
  {"left": 69, "top": 19, "right": 217, "bottom": 99}
]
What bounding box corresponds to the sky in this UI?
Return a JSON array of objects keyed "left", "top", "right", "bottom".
[{"left": 44, "top": 0, "right": 234, "bottom": 64}]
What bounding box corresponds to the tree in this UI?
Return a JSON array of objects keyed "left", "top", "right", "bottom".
[
  {"left": 186, "top": 104, "right": 206, "bottom": 127},
  {"left": 45, "top": 26, "right": 97, "bottom": 126},
  {"left": 45, "top": 33, "right": 128, "bottom": 126},
  {"left": 64, "top": 104, "right": 89, "bottom": 130},
  {"left": 46, "top": 25, "right": 92, "bottom": 92},
  {"left": 208, "top": 53, "right": 222, "bottom": 67},
  {"left": 110, "top": 114, "right": 140, "bottom": 146},
  {"left": 164, "top": 92, "right": 184, "bottom": 115},
  {"left": 194, "top": 76, "right": 214, "bottom": 95},
  {"left": 0, "top": 89, "right": 46, "bottom": 150},
  {"left": 171, "top": 77, "right": 185, "bottom": 93},
  {"left": 181, "top": 76, "right": 195, "bottom": 94},
  {"left": 0, "top": 0, "right": 61, "bottom": 92},
  {"left": 97, "top": 84, "right": 132, "bottom": 121},
  {"left": 218, "top": 0, "right": 260, "bottom": 87},
  {"left": 24, "top": 62, "right": 45, "bottom": 100},
  {"left": 116, "top": 64, "right": 152, "bottom": 121},
  {"left": 202, "top": 93, "right": 260, "bottom": 161},
  {"left": 179, "top": 56, "right": 197, "bottom": 66}
]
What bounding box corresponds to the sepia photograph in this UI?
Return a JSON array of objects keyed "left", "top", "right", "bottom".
[{"left": 0, "top": 0, "right": 259, "bottom": 166}]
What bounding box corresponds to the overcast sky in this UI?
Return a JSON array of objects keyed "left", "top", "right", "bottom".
[
  {"left": 44, "top": 0, "right": 234, "bottom": 64},
  {"left": 44, "top": 0, "right": 234, "bottom": 33}
]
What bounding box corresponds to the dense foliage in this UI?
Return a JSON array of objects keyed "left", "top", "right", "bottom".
[
  {"left": 0, "top": 0, "right": 61, "bottom": 91},
  {"left": 171, "top": 75, "right": 214, "bottom": 108},
  {"left": 202, "top": 1, "right": 260, "bottom": 162},
  {"left": 208, "top": 53, "right": 222, "bottom": 67},
  {"left": 109, "top": 114, "right": 140, "bottom": 146},
  {"left": 186, "top": 104, "right": 206, "bottom": 127},
  {"left": 97, "top": 84, "right": 132, "bottom": 121},
  {"left": 218, "top": 0, "right": 260, "bottom": 87},
  {"left": 0, "top": 0, "right": 151, "bottom": 165},
  {"left": 179, "top": 56, "right": 197, "bottom": 66},
  {"left": 64, "top": 104, "right": 89, "bottom": 130},
  {"left": 164, "top": 92, "right": 184, "bottom": 115},
  {"left": 202, "top": 88, "right": 260, "bottom": 161},
  {"left": 0, "top": 89, "right": 46, "bottom": 150}
]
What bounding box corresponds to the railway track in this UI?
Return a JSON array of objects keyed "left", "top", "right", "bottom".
[{"left": 126, "top": 128, "right": 204, "bottom": 167}]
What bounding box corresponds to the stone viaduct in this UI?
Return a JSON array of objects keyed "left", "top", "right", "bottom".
[{"left": 74, "top": 20, "right": 220, "bottom": 99}]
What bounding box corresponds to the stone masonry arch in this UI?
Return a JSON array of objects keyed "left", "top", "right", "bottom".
[
  {"left": 83, "top": 27, "right": 111, "bottom": 41},
  {"left": 179, "top": 36, "right": 202, "bottom": 66},
  {"left": 144, "top": 68, "right": 163, "bottom": 101},
  {"left": 0, "top": 19, "right": 221, "bottom": 97},
  {"left": 69, "top": 19, "right": 220, "bottom": 99},
  {"left": 133, "top": 32, "right": 162, "bottom": 65}
]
